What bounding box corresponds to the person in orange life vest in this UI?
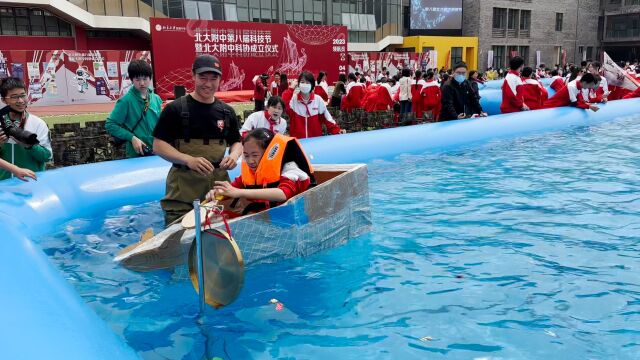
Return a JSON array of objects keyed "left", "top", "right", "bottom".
[
  {"left": 585, "top": 61, "right": 609, "bottom": 103},
  {"left": 288, "top": 71, "right": 344, "bottom": 138},
  {"left": 420, "top": 71, "right": 442, "bottom": 121},
  {"left": 253, "top": 73, "right": 268, "bottom": 111},
  {"left": 410, "top": 70, "right": 426, "bottom": 118},
  {"left": 314, "top": 71, "right": 330, "bottom": 102},
  {"left": 241, "top": 96, "right": 287, "bottom": 138},
  {"left": 206, "top": 128, "right": 312, "bottom": 210},
  {"left": 519, "top": 67, "right": 547, "bottom": 110},
  {"left": 342, "top": 73, "right": 365, "bottom": 112},
  {"left": 500, "top": 56, "right": 529, "bottom": 114},
  {"left": 543, "top": 73, "right": 600, "bottom": 111},
  {"left": 270, "top": 72, "right": 281, "bottom": 97},
  {"left": 549, "top": 70, "right": 565, "bottom": 92}
]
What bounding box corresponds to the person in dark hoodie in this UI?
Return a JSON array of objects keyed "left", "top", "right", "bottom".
[{"left": 440, "top": 62, "right": 487, "bottom": 121}]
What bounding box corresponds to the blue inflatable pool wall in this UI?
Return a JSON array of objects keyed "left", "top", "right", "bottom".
[{"left": 1, "top": 93, "right": 631, "bottom": 360}]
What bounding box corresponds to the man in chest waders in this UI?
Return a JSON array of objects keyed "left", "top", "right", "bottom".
[{"left": 153, "top": 55, "right": 243, "bottom": 226}]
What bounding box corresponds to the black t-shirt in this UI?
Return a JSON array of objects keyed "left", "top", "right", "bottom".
[{"left": 153, "top": 95, "right": 240, "bottom": 146}]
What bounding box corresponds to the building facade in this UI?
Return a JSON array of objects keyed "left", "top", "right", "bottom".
[
  {"left": 1, "top": 0, "right": 639, "bottom": 66},
  {"left": 0, "top": 0, "right": 408, "bottom": 51},
  {"left": 462, "top": 0, "right": 600, "bottom": 71},
  {"left": 601, "top": 0, "right": 640, "bottom": 62}
]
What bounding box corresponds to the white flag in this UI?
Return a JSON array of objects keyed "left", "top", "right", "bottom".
[
  {"left": 602, "top": 52, "right": 639, "bottom": 91},
  {"left": 487, "top": 50, "right": 494, "bottom": 69}
]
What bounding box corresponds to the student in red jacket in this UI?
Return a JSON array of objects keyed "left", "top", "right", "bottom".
[
  {"left": 622, "top": 86, "right": 640, "bottom": 99},
  {"left": 520, "top": 67, "right": 546, "bottom": 110},
  {"left": 586, "top": 61, "right": 609, "bottom": 103},
  {"left": 288, "top": 71, "right": 344, "bottom": 138},
  {"left": 342, "top": 73, "right": 365, "bottom": 112},
  {"left": 500, "top": 56, "right": 529, "bottom": 113},
  {"left": 420, "top": 71, "right": 442, "bottom": 121},
  {"left": 549, "top": 70, "right": 565, "bottom": 92},
  {"left": 253, "top": 73, "right": 268, "bottom": 111},
  {"left": 411, "top": 70, "right": 426, "bottom": 118},
  {"left": 543, "top": 73, "right": 600, "bottom": 111}
]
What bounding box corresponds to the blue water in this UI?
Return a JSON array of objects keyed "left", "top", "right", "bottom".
[{"left": 38, "top": 115, "right": 640, "bottom": 359}]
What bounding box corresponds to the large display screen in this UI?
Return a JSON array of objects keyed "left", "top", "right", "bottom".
[{"left": 410, "top": 0, "right": 463, "bottom": 30}]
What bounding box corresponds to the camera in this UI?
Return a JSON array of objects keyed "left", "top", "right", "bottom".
[
  {"left": 142, "top": 145, "right": 153, "bottom": 156},
  {"left": 0, "top": 106, "right": 39, "bottom": 146}
]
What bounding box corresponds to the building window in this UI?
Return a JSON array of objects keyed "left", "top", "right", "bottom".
[
  {"left": 451, "top": 47, "right": 463, "bottom": 65},
  {"left": 507, "top": 9, "right": 519, "bottom": 37},
  {"left": 492, "top": 45, "right": 506, "bottom": 69},
  {"left": 0, "top": 7, "right": 71, "bottom": 37},
  {"left": 578, "top": 46, "right": 584, "bottom": 54},
  {"left": 519, "top": 46, "right": 529, "bottom": 65},
  {"left": 587, "top": 46, "right": 593, "bottom": 60},
  {"left": 555, "top": 13, "right": 563, "bottom": 32},
  {"left": 492, "top": 7, "right": 506, "bottom": 29},
  {"left": 285, "top": 0, "right": 320, "bottom": 25},
  {"left": 492, "top": 7, "right": 507, "bottom": 37},
  {"left": 519, "top": 10, "right": 530, "bottom": 38}
]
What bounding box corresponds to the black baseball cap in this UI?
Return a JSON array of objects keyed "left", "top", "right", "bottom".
[{"left": 192, "top": 54, "right": 222, "bottom": 75}]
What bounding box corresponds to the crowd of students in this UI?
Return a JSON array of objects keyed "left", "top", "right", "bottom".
[{"left": 249, "top": 55, "right": 640, "bottom": 133}]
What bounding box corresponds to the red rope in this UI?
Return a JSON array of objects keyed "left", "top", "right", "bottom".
[{"left": 203, "top": 206, "right": 233, "bottom": 240}]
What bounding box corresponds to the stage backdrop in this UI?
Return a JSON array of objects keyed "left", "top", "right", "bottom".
[
  {"left": 0, "top": 50, "right": 150, "bottom": 106},
  {"left": 349, "top": 51, "right": 438, "bottom": 80},
  {"left": 150, "top": 18, "right": 348, "bottom": 99}
]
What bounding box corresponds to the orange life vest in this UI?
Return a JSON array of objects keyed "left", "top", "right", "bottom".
[{"left": 241, "top": 133, "right": 314, "bottom": 188}]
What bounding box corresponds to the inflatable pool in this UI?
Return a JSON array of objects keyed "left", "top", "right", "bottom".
[
  {"left": 479, "top": 79, "right": 556, "bottom": 115},
  {"left": 1, "top": 99, "right": 638, "bottom": 359}
]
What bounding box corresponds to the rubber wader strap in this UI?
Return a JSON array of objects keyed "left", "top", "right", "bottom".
[{"left": 181, "top": 96, "right": 190, "bottom": 143}]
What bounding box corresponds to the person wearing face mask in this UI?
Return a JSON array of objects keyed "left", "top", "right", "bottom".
[
  {"left": 0, "top": 78, "right": 52, "bottom": 181},
  {"left": 440, "top": 62, "right": 486, "bottom": 121},
  {"left": 240, "top": 96, "right": 288, "bottom": 137},
  {"left": 288, "top": 71, "right": 343, "bottom": 139}
]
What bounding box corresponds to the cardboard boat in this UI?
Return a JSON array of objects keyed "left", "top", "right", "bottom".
[{"left": 114, "top": 164, "right": 371, "bottom": 271}]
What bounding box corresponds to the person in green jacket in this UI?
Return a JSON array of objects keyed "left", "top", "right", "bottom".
[
  {"left": 0, "top": 78, "right": 52, "bottom": 181},
  {"left": 106, "top": 60, "right": 162, "bottom": 158}
]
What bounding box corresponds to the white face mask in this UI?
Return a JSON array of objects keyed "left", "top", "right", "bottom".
[{"left": 299, "top": 83, "right": 312, "bottom": 94}]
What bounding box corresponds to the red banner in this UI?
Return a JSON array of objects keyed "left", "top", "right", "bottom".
[
  {"left": 150, "top": 18, "right": 348, "bottom": 99},
  {"left": 0, "top": 49, "right": 150, "bottom": 106}
]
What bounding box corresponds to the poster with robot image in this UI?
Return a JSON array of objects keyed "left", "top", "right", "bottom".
[{"left": 0, "top": 50, "right": 150, "bottom": 106}]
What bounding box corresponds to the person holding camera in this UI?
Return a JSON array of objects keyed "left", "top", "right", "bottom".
[
  {"left": 105, "top": 60, "right": 162, "bottom": 158},
  {"left": 0, "top": 78, "right": 52, "bottom": 181}
]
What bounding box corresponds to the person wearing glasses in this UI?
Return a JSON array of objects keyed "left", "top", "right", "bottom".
[
  {"left": 0, "top": 78, "right": 52, "bottom": 181},
  {"left": 106, "top": 60, "right": 162, "bottom": 158},
  {"left": 440, "top": 62, "right": 487, "bottom": 121}
]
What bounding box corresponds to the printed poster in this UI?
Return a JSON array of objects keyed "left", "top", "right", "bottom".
[
  {"left": 108, "top": 79, "right": 119, "bottom": 91},
  {"left": 27, "top": 62, "right": 40, "bottom": 79},
  {"left": 120, "top": 62, "right": 129, "bottom": 77},
  {"left": 107, "top": 62, "right": 118, "bottom": 77},
  {"left": 95, "top": 79, "right": 108, "bottom": 95},
  {"left": 11, "top": 63, "right": 24, "bottom": 80},
  {"left": 93, "top": 61, "right": 107, "bottom": 77}
]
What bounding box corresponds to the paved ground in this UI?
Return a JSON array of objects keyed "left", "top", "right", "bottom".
[{"left": 30, "top": 103, "right": 115, "bottom": 117}]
